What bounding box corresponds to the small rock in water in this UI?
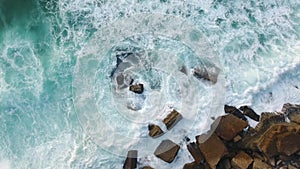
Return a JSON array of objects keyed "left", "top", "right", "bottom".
[
  {"left": 154, "top": 139, "right": 180, "bottom": 163},
  {"left": 148, "top": 124, "right": 164, "bottom": 138},
  {"left": 129, "top": 84, "right": 144, "bottom": 94},
  {"left": 162, "top": 109, "right": 182, "bottom": 130},
  {"left": 224, "top": 105, "right": 247, "bottom": 121},
  {"left": 123, "top": 150, "right": 138, "bottom": 169},
  {"left": 239, "top": 105, "right": 260, "bottom": 121}
]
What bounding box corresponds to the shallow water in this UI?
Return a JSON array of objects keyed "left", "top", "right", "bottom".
[{"left": 0, "top": 0, "right": 300, "bottom": 168}]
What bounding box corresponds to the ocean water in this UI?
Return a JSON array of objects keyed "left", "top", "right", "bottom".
[{"left": 0, "top": 0, "right": 299, "bottom": 168}]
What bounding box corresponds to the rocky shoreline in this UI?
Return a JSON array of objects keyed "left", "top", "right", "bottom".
[{"left": 123, "top": 103, "right": 300, "bottom": 169}]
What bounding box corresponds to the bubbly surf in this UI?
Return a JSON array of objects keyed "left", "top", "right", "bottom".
[{"left": 0, "top": 0, "right": 300, "bottom": 168}]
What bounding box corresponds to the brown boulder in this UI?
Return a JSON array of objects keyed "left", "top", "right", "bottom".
[
  {"left": 282, "top": 103, "right": 300, "bottom": 124},
  {"left": 129, "top": 84, "right": 144, "bottom": 94},
  {"left": 154, "top": 139, "right": 180, "bottom": 163},
  {"left": 187, "top": 142, "right": 204, "bottom": 164},
  {"left": 252, "top": 158, "right": 272, "bottom": 169},
  {"left": 183, "top": 162, "right": 205, "bottom": 169},
  {"left": 148, "top": 124, "right": 164, "bottom": 138},
  {"left": 231, "top": 151, "right": 253, "bottom": 169},
  {"left": 162, "top": 109, "right": 182, "bottom": 130},
  {"left": 212, "top": 114, "right": 248, "bottom": 141},
  {"left": 196, "top": 133, "right": 227, "bottom": 169},
  {"left": 256, "top": 123, "right": 300, "bottom": 157},
  {"left": 239, "top": 105, "right": 260, "bottom": 121},
  {"left": 123, "top": 150, "right": 138, "bottom": 169}
]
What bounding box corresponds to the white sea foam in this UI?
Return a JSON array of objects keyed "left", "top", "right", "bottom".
[{"left": 1, "top": 0, "right": 300, "bottom": 169}]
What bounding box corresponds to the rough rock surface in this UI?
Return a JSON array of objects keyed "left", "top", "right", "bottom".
[
  {"left": 256, "top": 123, "right": 300, "bottom": 157},
  {"left": 196, "top": 133, "right": 227, "bottom": 169},
  {"left": 231, "top": 151, "right": 253, "bottom": 169},
  {"left": 123, "top": 150, "right": 138, "bottom": 169},
  {"left": 282, "top": 103, "right": 300, "bottom": 124},
  {"left": 162, "top": 109, "right": 182, "bottom": 130},
  {"left": 148, "top": 124, "right": 164, "bottom": 138},
  {"left": 213, "top": 114, "right": 248, "bottom": 141},
  {"left": 154, "top": 139, "right": 180, "bottom": 163}
]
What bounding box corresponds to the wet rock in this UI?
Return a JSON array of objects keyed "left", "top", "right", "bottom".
[
  {"left": 129, "top": 84, "right": 144, "bottom": 94},
  {"left": 154, "top": 139, "right": 180, "bottom": 163},
  {"left": 224, "top": 105, "right": 247, "bottom": 121},
  {"left": 231, "top": 151, "right": 253, "bottom": 169},
  {"left": 183, "top": 162, "right": 205, "bottom": 169},
  {"left": 239, "top": 106, "right": 260, "bottom": 122},
  {"left": 187, "top": 142, "right": 204, "bottom": 164},
  {"left": 212, "top": 114, "right": 248, "bottom": 141},
  {"left": 252, "top": 158, "right": 272, "bottom": 169},
  {"left": 162, "top": 109, "right": 182, "bottom": 130},
  {"left": 123, "top": 150, "right": 138, "bottom": 169},
  {"left": 180, "top": 65, "right": 188, "bottom": 75},
  {"left": 148, "top": 124, "right": 164, "bottom": 138},
  {"left": 256, "top": 123, "right": 300, "bottom": 157},
  {"left": 216, "top": 158, "right": 231, "bottom": 169},
  {"left": 255, "top": 112, "right": 285, "bottom": 133},
  {"left": 282, "top": 103, "right": 300, "bottom": 124},
  {"left": 193, "top": 67, "right": 219, "bottom": 84},
  {"left": 196, "top": 133, "right": 227, "bottom": 169}
]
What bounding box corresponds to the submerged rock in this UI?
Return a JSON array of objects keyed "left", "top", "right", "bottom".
[
  {"left": 239, "top": 106, "right": 260, "bottom": 122},
  {"left": 193, "top": 66, "right": 219, "bottom": 84},
  {"left": 154, "top": 139, "right": 180, "bottom": 163},
  {"left": 212, "top": 114, "right": 248, "bottom": 141},
  {"left": 148, "top": 124, "right": 164, "bottom": 138},
  {"left": 123, "top": 150, "right": 138, "bottom": 169},
  {"left": 141, "top": 166, "right": 154, "bottom": 169},
  {"left": 129, "top": 84, "right": 144, "bottom": 94},
  {"left": 196, "top": 133, "right": 227, "bottom": 169},
  {"left": 162, "top": 109, "right": 182, "bottom": 130}
]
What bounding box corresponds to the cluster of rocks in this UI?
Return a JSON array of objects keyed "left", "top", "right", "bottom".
[
  {"left": 123, "top": 103, "right": 300, "bottom": 169},
  {"left": 148, "top": 109, "right": 183, "bottom": 138}
]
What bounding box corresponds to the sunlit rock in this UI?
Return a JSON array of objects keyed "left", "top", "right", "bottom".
[
  {"left": 162, "top": 109, "right": 182, "bottom": 130},
  {"left": 154, "top": 139, "right": 180, "bottom": 163}
]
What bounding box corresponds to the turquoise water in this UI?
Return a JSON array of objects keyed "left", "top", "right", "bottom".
[{"left": 0, "top": 0, "right": 300, "bottom": 168}]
